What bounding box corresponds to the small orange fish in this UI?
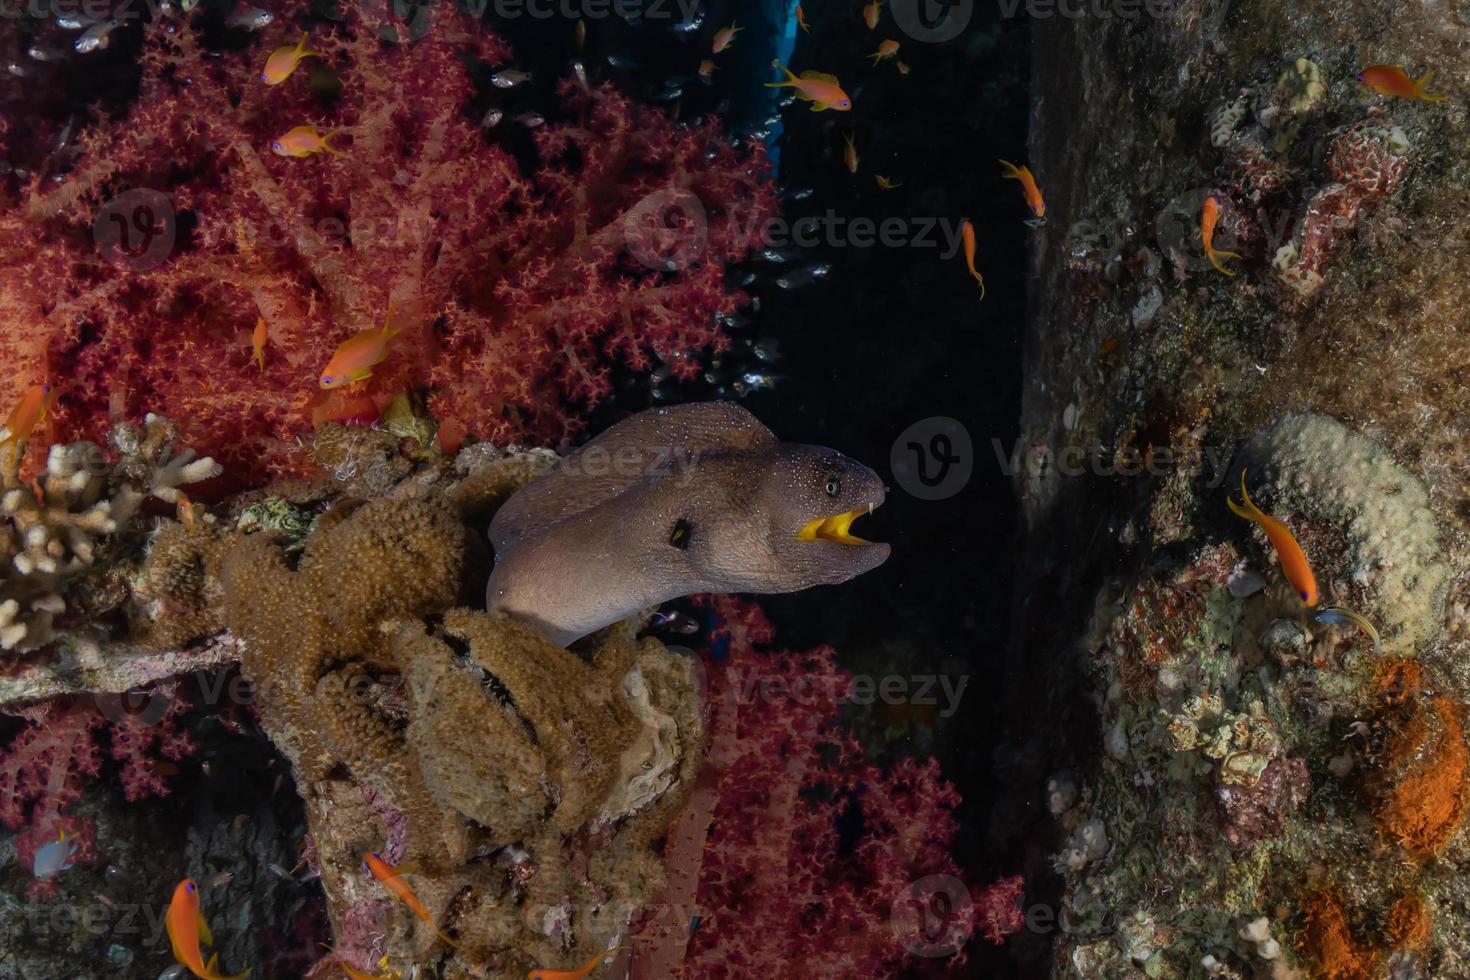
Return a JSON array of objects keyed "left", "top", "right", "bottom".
[
  {"left": 764, "top": 60, "right": 851, "bottom": 111},
  {"left": 959, "top": 219, "right": 985, "bottom": 299},
  {"left": 711, "top": 22, "right": 741, "bottom": 53},
  {"left": 896, "top": 60, "right": 910, "bottom": 75},
  {"left": 363, "top": 853, "right": 458, "bottom": 948},
  {"left": 251, "top": 317, "right": 267, "bottom": 371},
  {"left": 319, "top": 313, "right": 403, "bottom": 388},
  {"left": 1357, "top": 64, "right": 1445, "bottom": 102},
  {"left": 874, "top": 174, "right": 902, "bottom": 190},
  {"left": 1201, "top": 195, "right": 1241, "bottom": 276},
  {"left": 842, "top": 132, "right": 859, "bottom": 174},
  {"left": 166, "top": 879, "right": 250, "bottom": 980},
  {"left": 1228, "top": 469, "right": 1319, "bottom": 607},
  {"left": 863, "top": 0, "right": 883, "bottom": 29},
  {"left": 698, "top": 59, "right": 716, "bottom": 80},
  {"left": 272, "top": 124, "right": 340, "bottom": 158},
  {"left": 796, "top": 4, "right": 810, "bottom": 31},
  {"left": 868, "top": 39, "right": 899, "bottom": 64},
  {"left": 998, "top": 159, "right": 1045, "bottom": 219},
  {"left": 260, "top": 33, "right": 320, "bottom": 86},
  {"left": 574, "top": 18, "right": 585, "bottom": 51},
  {"left": 0, "top": 384, "right": 57, "bottom": 448},
  {"left": 528, "top": 947, "right": 630, "bottom": 980},
  {"left": 177, "top": 492, "right": 198, "bottom": 533}
]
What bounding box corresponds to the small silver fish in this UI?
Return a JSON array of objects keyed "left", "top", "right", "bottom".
[
  {"left": 670, "top": 12, "right": 705, "bottom": 32},
  {"left": 752, "top": 338, "right": 780, "bottom": 362},
  {"left": 158, "top": 965, "right": 188, "bottom": 980},
  {"left": 606, "top": 54, "right": 641, "bottom": 70},
  {"left": 75, "top": 20, "right": 122, "bottom": 54},
  {"left": 265, "top": 862, "right": 296, "bottom": 880},
  {"left": 570, "top": 61, "right": 587, "bottom": 87},
  {"left": 481, "top": 109, "right": 504, "bottom": 129},
  {"left": 7, "top": 61, "right": 30, "bottom": 76},
  {"left": 226, "top": 6, "right": 274, "bottom": 30},
  {"left": 651, "top": 86, "right": 684, "bottom": 103},
  {"left": 27, "top": 45, "right": 68, "bottom": 62},
  {"left": 738, "top": 371, "right": 780, "bottom": 391},
  {"left": 515, "top": 112, "right": 545, "bottom": 128},
  {"left": 32, "top": 830, "right": 79, "bottom": 880},
  {"left": 489, "top": 69, "right": 531, "bottom": 89},
  {"left": 56, "top": 15, "right": 95, "bottom": 29},
  {"left": 205, "top": 871, "right": 234, "bottom": 889}
]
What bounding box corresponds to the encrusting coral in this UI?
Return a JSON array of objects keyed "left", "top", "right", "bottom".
[
  {"left": 216, "top": 445, "right": 704, "bottom": 977},
  {"left": 0, "top": 413, "right": 220, "bottom": 658}
]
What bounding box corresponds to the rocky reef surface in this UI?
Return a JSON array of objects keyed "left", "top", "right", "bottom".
[{"left": 1002, "top": 2, "right": 1470, "bottom": 977}]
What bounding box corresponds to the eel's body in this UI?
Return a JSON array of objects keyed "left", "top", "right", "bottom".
[{"left": 487, "top": 402, "right": 890, "bottom": 646}]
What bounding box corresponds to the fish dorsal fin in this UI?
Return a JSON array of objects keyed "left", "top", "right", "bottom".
[
  {"left": 488, "top": 402, "right": 776, "bottom": 552},
  {"left": 197, "top": 913, "right": 213, "bottom": 948},
  {"left": 799, "top": 70, "right": 839, "bottom": 84}
]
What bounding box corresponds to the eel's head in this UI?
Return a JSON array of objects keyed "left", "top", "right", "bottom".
[{"left": 747, "top": 444, "right": 891, "bottom": 589}]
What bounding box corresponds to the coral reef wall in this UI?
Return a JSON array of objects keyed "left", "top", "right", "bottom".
[{"left": 1004, "top": 3, "right": 1470, "bottom": 977}]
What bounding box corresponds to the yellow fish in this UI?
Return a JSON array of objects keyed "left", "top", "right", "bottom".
[
  {"left": 260, "top": 33, "right": 320, "bottom": 86},
  {"left": 319, "top": 313, "right": 403, "bottom": 389},
  {"left": 874, "top": 174, "right": 902, "bottom": 190},
  {"left": 272, "top": 125, "right": 340, "bottom": 158},
  {"left": 0, "top": 384, "right": 57, "bottom": 448},
  {"left": 868, "top": 39, "right": 899, "bottom": 64},
  {"left": 252, "top": 317, "right": 268, "bottom": 371},
  {"left": 711, "top": 22, "right": 741, "bottom": 53},
  {"left": 863, "top": 0, "right": 883, "bottom": 29},
  {"left": 764, "top": 60, "right": 852, "bottom": 111}
]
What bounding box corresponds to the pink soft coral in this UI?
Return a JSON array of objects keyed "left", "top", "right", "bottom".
[
  {"left": 0, "top": 3, "right": 773, "bottom": 479},
  {"left": 632, "top": 598, "right": 989, "bottom": 978}
]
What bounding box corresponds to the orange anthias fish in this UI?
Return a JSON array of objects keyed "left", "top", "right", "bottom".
[
  {"left": 711, "top": 22, "right": 741, "bottom": 53},
  {"left": 1228, "top": 469, "right": 1319, "bottom": 607},
  {"left": 1201, "top": 195, "right": 1241, "bottom": 276},
  {"left": 863, "top": 0, "right": 883, "bottom": 29},
  {"left": 697, "top": 58, "right": 716, "bottom": 80},
  {"left": 0, "top": 384, "right": 56, "bottom": 447},
  {"left": 896, "top": 60, "right": 910, "bottom": 75},
  {"left": 319, "top": 314, "right": 403, "bottom": 389},
  {"left": 874, "top": 174, "right": 902, "bottom": 190},
  {"left": 868, "top": 39, "right": 899, "bottom": 64},
  {"left": 177, "top": 492, "right": 198, "bottom": 533},
  {"left": 1357, "top": 64, "right": 1446, "bottom": 102},
  {"left": 336, "top": 956, "right": 397, "bottom": 980},
  {"left": 528, "top": 946, "right": 630, "bottom": 980},
  {"left": 166, "top": 879, "right": 250, "bottom": 980},
  {"left": 272, "top": 124, "right": 340, "bottom": 158},
  {"left": 251, "top": 317, "right": 267, "bottom": 371},
  {"left": 959, "top": 219, "right": 985, "bottom": 299},
  {"left": 764, "top": 60, "right": 851, "bottom": 111},
  {"left": 260, "top": 32, "right": 320, "bottom": 86},
  {"left": 842, "top": 132, "right": 859, "bottom": 173},
  {"left": 796, "top": 4, "right": 810, "bottom": 31},
  {"left": 998, "top": 159, "right": 1045, "bottom": 219},
  {"left": 362, "top": 853, "right": 458, "bottom": 948}
]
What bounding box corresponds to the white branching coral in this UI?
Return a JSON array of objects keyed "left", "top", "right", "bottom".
[{"left": 0, "top": 414, "right": 221, "bottom": 652}]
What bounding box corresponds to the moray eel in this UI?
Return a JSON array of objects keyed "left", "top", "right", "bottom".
[{"left": 487, "top": 402, "right": 890, "bottom": 646}]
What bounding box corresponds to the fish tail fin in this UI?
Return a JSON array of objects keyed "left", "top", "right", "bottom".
[
  {"left": 998, "top": 158, "right": 1021, "bottom": 180},
  {"left": 1206, "top": 245, "right": 1239, "bottom": 276},
  {"left": 1228, "top": 469, "right": 1262, "bottom": 522},
  {"left": 321, "top": 130, "right": 342, "bottom": 154},
  {"left": 867, "top": 50, "right": 883, "bottom": 64},
  {"left": 296, "top": 32, "right": 321, "bottom": 59},
  {"left": 763, "top": 59, "right": 797, "bottom": 87},
  {"left": 1414, "top": 70, "right": 1446, "bottom": 101}
]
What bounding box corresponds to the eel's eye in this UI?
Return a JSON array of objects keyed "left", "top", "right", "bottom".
[
  {"left": 669, "top": 518, "right": 692, "bottom": 549},
  {"left": 825, "top": 477, "right": 841, "bottom": 497}
]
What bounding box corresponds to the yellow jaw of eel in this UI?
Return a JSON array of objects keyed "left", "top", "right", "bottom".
[{"left": 797, "top": 505, "right": 875, "bottom": 545}]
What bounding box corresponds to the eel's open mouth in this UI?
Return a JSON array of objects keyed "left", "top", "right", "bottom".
[{"left": 796, "top": 502, "right": 881, "bottom": 545}]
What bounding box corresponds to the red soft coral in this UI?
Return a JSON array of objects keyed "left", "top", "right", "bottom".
[
  {"left": 0, "top": 3, "right": 774, "bottom": 482},
  {"left": 632, "top": 598, "right": 988, "bottom": 978}
]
